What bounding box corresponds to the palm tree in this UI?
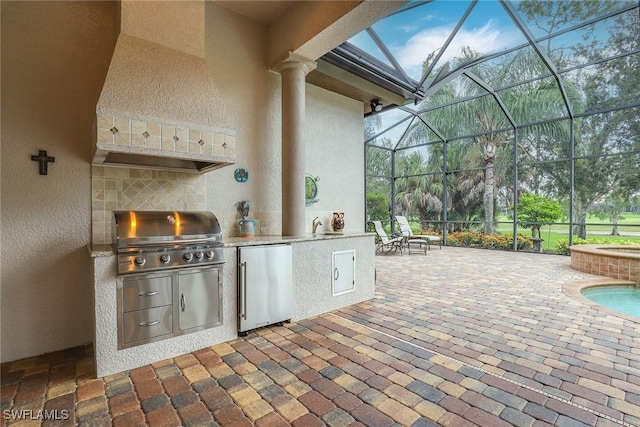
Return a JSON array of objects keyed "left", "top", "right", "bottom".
[
  {"left": 404, "top": 47, "right": 570, "bottom": 234},
  {"left": 394, "top": 150, "right": 443, "bottom": 229}
]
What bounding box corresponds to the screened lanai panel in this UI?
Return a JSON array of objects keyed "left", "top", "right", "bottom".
[
  {"left": 573, "top": 153, "right": 640, "bottom": 197},
  {"left": 347, "top": 31, "right": 393, "bottom": 68},
  {"left": 420, "top": 75, "right": 489, "bottom": 112},
  {"left": 366, "top": 145, "right": 392, "bottom": 178},
  {"left": 445, "top": 169, "right": 500, "bottom": 228},
  {"left": 497, "top": 76, "right": 568, "bottom": 125},
  {"left": 368, "top": 0, "right": 472, "bottom": 82},
  {"left": 395, "top": 145, "right": 444, "bottom": 175},
  {"left": 517, "top": 162, "right": 570, "bottom": 199},
  {"left": 423, "top": 94, "right": 511, "bottom": 140},
  {"left": 515, "top": 1, "right": 637, "bottom": 40},
  {"left": 395, "top": 123, "right": 442, "bottom": 150},
  {"left": 574, "top": 106, "right": 640, "bottom": 157},
  {"left": 466, "top": 45, "right": 551, "bottom": 91},
  {"left": 364, "top": 110, "right": 413, "bottom": 147},
  {"left": 517, "top": 121, "right": 571, "bottom": 163},
  {"left": 572, "top": 153, "right": 639, "bottom": 239},
  {"left": 426, "top": 0, "right": 529, "bottom": 77},
  {"left": 366, "top": 176, "right": 392, "bottom": 223},
  {"left": 573, "top": 156, "right": 627, "bottom": 208},
  {"left": 558, "top": 61, "right": 640, "bottom": 116},
  {"left": 446, "top": 133, "right": 514, "bottom": 171},
  {"left": 547, "top": 7, "right": 639, "bottom": 71},
  {"left": 394, "top": 173, "right": 444, "bottom": 221}
]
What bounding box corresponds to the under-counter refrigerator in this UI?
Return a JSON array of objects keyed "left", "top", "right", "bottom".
[{"left": 238, "top": 244, "right": 292, "bottom": 333}]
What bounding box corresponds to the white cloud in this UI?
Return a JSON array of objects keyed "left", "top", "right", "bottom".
[
  {"left": 398, "top": 14, "right": 437, "bottom": 33},
  {"left": 393, "top": 20, "right": 519, "bottom": 81}
]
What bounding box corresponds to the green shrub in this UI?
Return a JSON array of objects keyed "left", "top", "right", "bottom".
[
  {"left": 447, "top": 231, "right": 531, "bottom": 251},
  {"left": 555, "top": 237, "right": 640, "bottom": 255},
  {"left": 366, "top": 193, "right": 389, "bottom": 222},
  {"left": 555, "top": 239, "right": 571, "bottom": 255}
]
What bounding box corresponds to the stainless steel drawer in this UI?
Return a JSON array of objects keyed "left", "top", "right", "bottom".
[
  {"left": 123, "top": 305, "right": 172, "bottom": 344},
  {"left": 122, "top": 274, "right": 172, "bottom": 312}
]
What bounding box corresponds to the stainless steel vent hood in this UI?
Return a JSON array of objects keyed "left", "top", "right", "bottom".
[{"left": 93, "top": 1, "right": 235, "bottom": 173}]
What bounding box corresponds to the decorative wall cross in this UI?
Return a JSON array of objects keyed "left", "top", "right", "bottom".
[{"left": 31, "top": 150, "right": 55, "bottom": 175}]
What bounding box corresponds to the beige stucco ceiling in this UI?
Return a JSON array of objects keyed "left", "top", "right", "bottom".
[
  {"left": 215, "top": 0, "right": 294, "bottom": 25},
  {"left": 215, "top": 0, "right": 404, "bottom": 114}
]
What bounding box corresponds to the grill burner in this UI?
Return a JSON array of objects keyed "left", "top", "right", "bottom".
[{"left": 113, "top": 211, "right": 224, "bottom": 274}]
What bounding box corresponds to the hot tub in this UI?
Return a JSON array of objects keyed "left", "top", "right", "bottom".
[
  {"left": 570, "top": 244, "right": 640, "bottom": 283},
  {"left": 581, "top": 285, "right": 640, "bottom": 319}
]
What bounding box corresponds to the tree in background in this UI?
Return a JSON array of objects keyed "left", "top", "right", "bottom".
[
  {"left": 402, "top": 46, "right": 569, "bottom": 234},
  {"left": 365, "top": 114, "right": 394, "bottom": 223},
  {"left": 511, "top": 193, "right": 562, "bottom": 251},
  {"left": 365, "top": 1, "right": 639, "bottom": 241},
  {"left": 591, "top": 194, "right": 628, "bottom": 236},
  {"left": 518, "top": 0, "right": 640, "bottom": 239},
  {"left": 366, "top": 193, "right": 389, "bottom": 222}
]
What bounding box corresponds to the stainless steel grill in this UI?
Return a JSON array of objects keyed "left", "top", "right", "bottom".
[
  {"left": 112, "top": 211, "right": 225, "bottom": 349},
  {"left": 112, "top": 211, "right": 225, "bottom": 275}
]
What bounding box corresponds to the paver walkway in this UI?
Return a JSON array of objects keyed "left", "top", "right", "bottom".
[{"left": 2, "top": 247, "right": 639, "bottom": 426}]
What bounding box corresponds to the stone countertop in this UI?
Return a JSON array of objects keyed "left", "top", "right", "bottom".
[
  {"left": 88, "top": 233, "right": 373, "bottom": 256},
  {"left": 223, "top": 232, "right": 373, "bottom": 247},
  {"left": 89, "top": 244, "right": 115, "bottom": 257}
]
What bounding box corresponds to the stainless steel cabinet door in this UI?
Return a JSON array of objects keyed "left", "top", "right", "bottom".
[
  {"left": 122, "top": 273, "right": 172, "bottom": 312},
  {"left": 177, "top": 267, "right": 221, "bottom": 331},
  {"left": 238, "top": 244, "right": 292, "bottom": 332},
  {"left": 123, "top": 305, "right": 172, "bottom": 344}
]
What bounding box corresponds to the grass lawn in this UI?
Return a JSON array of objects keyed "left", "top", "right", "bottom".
[
  {"left": 495, "top": 212, "right": 640, "bottom": 251},
  {"left": 400, "top": 213, "right": 640, "bottom": 252}
]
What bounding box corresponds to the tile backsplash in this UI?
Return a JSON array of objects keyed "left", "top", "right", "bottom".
[
  {"left": 91, "top": 166, "right": 284, "bottom": 245},
  {"left": 92, "top": 166, "right": 206, "bottom": 245}
]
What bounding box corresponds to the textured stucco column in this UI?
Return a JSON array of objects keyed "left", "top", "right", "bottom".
[{"left": 275, "top": 53, "right": 316, "bottom": 237}]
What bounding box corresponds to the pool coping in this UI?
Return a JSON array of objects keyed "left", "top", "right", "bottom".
[{"left": 563, "top": 278, "right": 640, "bottom": 323}]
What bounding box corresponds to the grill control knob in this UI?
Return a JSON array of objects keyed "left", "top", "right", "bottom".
[
  {"left": 183, "top": 253, "right": 194, "bottom": 262},
  {"left": 134, "top": 256, "right": 146, "bottom": 266},
  {"left": 160, "top": 254, "right": 171, "bottom": 264},
  {"left": 195, "top": 251, "right": 204, "bottom": 260},
  {"left": 205, "top": 250, "right": 215, "bottom": 260}
]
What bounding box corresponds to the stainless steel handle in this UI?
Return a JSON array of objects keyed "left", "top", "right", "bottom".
[
  {"left": 334, "top": 268, "right": 339, "bottom": 281},
  {"left": 239, "top": 262, "right": 247, "bottom": 320},
  {"left": 139, "top": 320, "right": 160, "bottom": 327},
  {"left": 181, "top": 294, "right": 186, "bottom": 312},
  {"left": 138, "top": 290, "right": 159, "bottom": 297}
]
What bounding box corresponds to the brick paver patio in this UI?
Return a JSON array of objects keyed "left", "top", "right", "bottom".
[{"left": 2, "top": 247, "right": 639, "bottom": 426}]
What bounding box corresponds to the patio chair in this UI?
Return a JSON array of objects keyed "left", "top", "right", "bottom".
[
  {"left": 371, "top": 220, "right": 403, "bottom": 255},
  {"left": 395, "top": 216, "right": 442, "bottom": 250}
]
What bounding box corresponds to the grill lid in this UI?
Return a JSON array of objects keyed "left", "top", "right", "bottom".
[{"left": 113, "top": 211, "right": 222, "bottom": 248}]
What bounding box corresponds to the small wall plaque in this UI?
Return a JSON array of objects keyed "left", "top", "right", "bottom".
[{"left": 235, "top": 168, "right": 248, "bottom": 183}]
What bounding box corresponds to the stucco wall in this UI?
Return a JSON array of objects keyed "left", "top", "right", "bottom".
[
  {"left": 0, "top": 1, "right": 117, "bottom": 362},
  {"left": 204, "top": 2, "right": 364, "bottom": 237},
  {"left": 1, "top": 1, "right": 367, "bottom": 363},
  {"left": 305, "top": 84, "right": 364, "bottom": 233},
  {"left": 204, "top": 3, "right": 283, "bottom": 233}
]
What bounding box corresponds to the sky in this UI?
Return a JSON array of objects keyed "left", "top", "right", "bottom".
[
  {"left": 348, "top": 0, "right": 627, "bottom": 82},
  {"left": 356, "top": 0, "right": 529, "bottom": 143},
  {"left": 349, "top": 0, "right": 527, "bottom": 82},
  {"left": 354, "top": 0, "right": 633, "bottom": 140}
]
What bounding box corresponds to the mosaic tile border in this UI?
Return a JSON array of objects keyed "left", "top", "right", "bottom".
[{"left": 96, "top": 114, "right": 236, "bottom": 158}]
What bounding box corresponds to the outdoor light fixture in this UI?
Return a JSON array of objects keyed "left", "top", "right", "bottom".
[{"left": 370, "top": 99, "right": 383, "bottom": 113}]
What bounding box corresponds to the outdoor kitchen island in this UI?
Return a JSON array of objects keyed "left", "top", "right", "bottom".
[{"left": 91, "top": 233, "right": 375, "bottom": 377}]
